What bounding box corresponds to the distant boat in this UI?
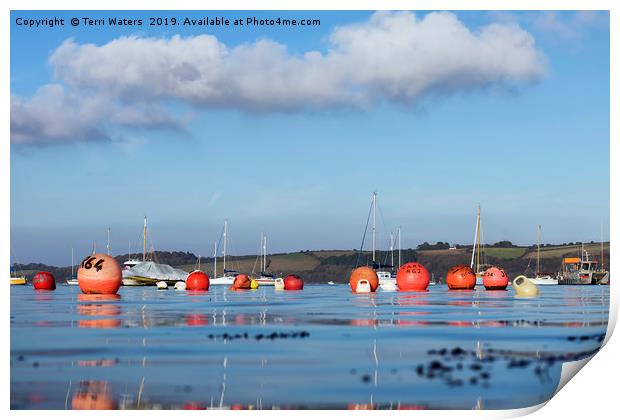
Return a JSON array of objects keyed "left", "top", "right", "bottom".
[
  {"left": 10, "top": 253, "right": 27, "bottom": 285},
  {"left": 557, "top": 245, "right": 609, "bottom": 285},
  {"left": 470, "top": 205, "right": 489, "bottom": 286},
  {"left": 251, "top": 233, "right": 282, "bottom": 286},
  {"left": 122, "top": 216, "right": 188, "bottom": 286},
  {"left": 10, "top": 271, "right": 27, "bottom": 285},
  {"left": 525, "top": 225, "right": 558, "bottom": 286},
  {"left": 359, "top": 192, "right": 398, "bottom": 291},
  {"left": 327, "top": 281, "right": 335, "bottom": 285},
  {"left": 66, "top": 247, "right": 79, "bottom": 285},
  {"left": 210, "top": 219, "right": 237, "bottom": 286}
]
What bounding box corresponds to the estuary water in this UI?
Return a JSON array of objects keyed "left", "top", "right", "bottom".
[{"left": 10, "top": 284, "right": 609, "bottom": 410}]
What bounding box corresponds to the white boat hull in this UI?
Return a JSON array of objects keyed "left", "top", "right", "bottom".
[
  {"left": 378, "top": 274, "right": 397, "bottom": 291},
  {"left": 528, "top": 276, "right": 558, "bottom": 286},
  {"left": 209, "top": 276, "right": 235, "bottom": 286}
]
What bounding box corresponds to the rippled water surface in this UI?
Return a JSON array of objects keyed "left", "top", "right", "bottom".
[{"left": 10, "top": 284, "right": 609, "bottom": 410}]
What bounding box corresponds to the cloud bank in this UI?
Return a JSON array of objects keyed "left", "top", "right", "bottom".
[{"left": 11, "top": 11, "right": 545, "bottom": 145}]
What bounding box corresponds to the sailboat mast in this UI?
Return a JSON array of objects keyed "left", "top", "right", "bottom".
[
  {"left": 143, "top": 216, "right": 147, "bottom": 262},
  {"left": 372, "top": 192, "right": 377, "bottom": 263},
  {"left": 223, "top": 219, "right": 228, "bottom": 273},
  {"left": 601, "top": 223, "right": 604, "bottom": 270},
  {"left": 260, "top": 232, "right": 264, "bottom": 273},
  {"left": 536, "top": 225, "right": 541, "bottom": 274},
  {"left": 476, "top": 205, "right": 481, "bottom": 274},
  {"left": 398, "top": 227, "right": 401, "bottom": 268},
  {"left": 213, "top": 241, "right": 218, "bottom": 277},
  {"left": 71, "top": 247, "right": 74, "bottom": 278},
  {"left": 470, "top": 207, "right": 479, "bottom": 269},
  {"left": 263, "top": 234, "right": 267, "bottom": 273},
  {"left": 390, "top": 232, "right": 394, "bottom": 268},
  {"left": 107, "top": 227, "right": 111, "bottom": 256}
]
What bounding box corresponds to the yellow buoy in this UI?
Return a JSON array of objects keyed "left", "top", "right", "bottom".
[
  {"left": 512, "top": 275, "right": 539, "bottom": 297},
  {"left": 250, "top": 279, "right": 259, "bottom": 289}
]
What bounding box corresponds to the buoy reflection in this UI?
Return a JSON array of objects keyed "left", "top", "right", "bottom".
[
  {"left": 71, "top": 380, "right": 116, "bottom": 410},
  {"left": 77, "top": 294, "right": 121, "bottom": 329}
]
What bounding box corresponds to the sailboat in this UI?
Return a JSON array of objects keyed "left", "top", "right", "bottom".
[
  {"left": 251, "top": 233, "right": 283, "bottom": 286},
  {"left": 122, "top": 216, "right": 189, "bottom": 286},
  {"left": 66, "top": 247, "right": 79, "bottom": 285},
  {"left": 470, "top": 205, "right": 488, "bottom": 286},
  {"left": 356, "top": 192, "right": 397, "bottom": 290},
  {"left": 210, "top": 219, "right": 237, "bottom": 286},
  {"left": 525, "top": 225, "right": 558, "bottom": 286},
  {"left": 10, "top": 255, "right": 27, "bottom": 285}
]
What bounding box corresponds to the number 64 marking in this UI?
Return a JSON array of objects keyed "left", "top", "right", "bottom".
[{"left": 81, "top": 256, "right": 105, "bottom": 272}]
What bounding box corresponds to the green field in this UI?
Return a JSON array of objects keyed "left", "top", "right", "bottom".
[{"left": 482, "top": 247, "right": 528, "bottom": 259}]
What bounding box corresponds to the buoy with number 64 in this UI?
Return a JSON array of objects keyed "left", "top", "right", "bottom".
[{"left": 78, "top": 253, "right": 122, "bottom": 295}]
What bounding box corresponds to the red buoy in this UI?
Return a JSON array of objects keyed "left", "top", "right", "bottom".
[
  {"left": 284, "top": 274, "right": 304, "bottom": 290},
  {"left": 482, "top": 266, "right": 509, "bottom": 290},
  {"left": 33, "top": 271, "right": 56, "bottom": 290},
  {"left": 349, "top": 267, "right": 379, "bottom": 293},
  {"left": 77, "top": 253, "right": 122, "bottom": 295},
  {"left": 396, "top": 262, "right": 430, "bottom": 291},
  {"left": 446, "top": 265, "right": 476, "bottom": 290},
  {"left": 186, "top": 270, "right": 210, "bottom": 291},
  {"left": 230, "top": 274, "right": 251, "bottom": 290}
]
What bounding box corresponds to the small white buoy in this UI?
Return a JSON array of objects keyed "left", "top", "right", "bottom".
[
  {"left": 156, "top": 281, "right": 168, "bottom": 290},
  {"left": 274, "top": 278, "right": 285, "bottom": 291},
  {"left": 174, "top": 281, "right": 186, "bottom": 290},
  {"left": 355, "top": 279, "right": 371, "bottom": 293}
]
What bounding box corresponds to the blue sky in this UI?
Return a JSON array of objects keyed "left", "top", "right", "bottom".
[{"left": 10, "top": 10, "right": 610, "bottom": 265}]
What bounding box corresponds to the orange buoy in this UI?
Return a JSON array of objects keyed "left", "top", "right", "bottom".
[
  {"left": 186, "top": 270, "right": 210, "bottom": 291},
  {"left": 230, "top": 274, "right": 251, "bottom": 290},
  {"left": 349, "top": 266, "right": 379, "bottom": 293},
  {"left": 482, "top": 266, "right": 509, "bottom": 290},
  {"left": 446, "top": 265, "right": 476, "bottom": 290},
  {"left": 284, "top": 274, "right": 304, "bottom": 290},
  {"left": 396, "top": 262, "right": 430, "bottom": 291},
  {"left": 33, "top": 271, "right": 56, "bottom": 290},
  {"left": 77, "top": 253, "right": 122, "bottom": 294}
]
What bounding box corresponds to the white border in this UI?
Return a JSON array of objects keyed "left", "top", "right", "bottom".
[{"left": 2, "top": 1, "right": 616, "bottom": 418}]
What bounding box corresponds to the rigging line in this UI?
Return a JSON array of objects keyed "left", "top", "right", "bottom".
[
  {"left": 377, "top": 201, "right": 395, "bottom": 267},
  {"left": 355, "top": 198, "right": 374, "bottom": 268}
]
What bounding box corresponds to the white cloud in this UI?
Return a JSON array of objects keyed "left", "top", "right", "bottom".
[{"left": 11, "top": 11, "right": 545, "bottom": 145}]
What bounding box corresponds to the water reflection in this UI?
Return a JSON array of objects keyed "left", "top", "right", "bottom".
[
  {"left": 71, "top": 380, "right": 116, "bottom": 410},
  {"left": 77, "top": 294, "right": 121, "bottom": 329},
  {"left": 10, "top": 284, "right": 610, "bottom": 410}
]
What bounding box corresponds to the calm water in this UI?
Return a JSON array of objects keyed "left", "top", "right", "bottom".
[{"left": 10, "top": 284, "right": 609, "bottom": 410}]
